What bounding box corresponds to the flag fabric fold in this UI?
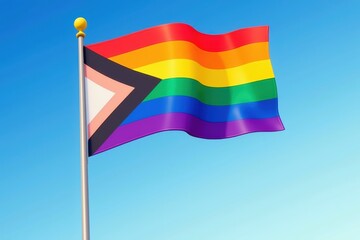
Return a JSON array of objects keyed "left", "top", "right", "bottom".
[{"left": 84, "top": 23, "right": 284, "bottom": 156}]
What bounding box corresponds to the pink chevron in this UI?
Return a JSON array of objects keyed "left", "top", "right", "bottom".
[{"left": 84, "top": 65, "right": 134, "bottom": 138}]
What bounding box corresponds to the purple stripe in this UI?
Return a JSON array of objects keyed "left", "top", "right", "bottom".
[{"left": 94, "top": 113, "right": 284, "bottom": 155}]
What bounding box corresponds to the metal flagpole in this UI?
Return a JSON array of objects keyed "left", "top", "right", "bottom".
[{"left": 74, "top": 17, "right": 90, "bottom": 240}]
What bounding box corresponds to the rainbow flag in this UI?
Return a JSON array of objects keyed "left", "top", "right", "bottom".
[{"left": 84, "top": 23, "right": 284, "bottom": 156}]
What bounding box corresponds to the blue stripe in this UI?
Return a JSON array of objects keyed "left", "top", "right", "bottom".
[{"left": 121, "top": 96, "right": 279, "bottom": 125}]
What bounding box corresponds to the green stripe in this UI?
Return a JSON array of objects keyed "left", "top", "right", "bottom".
[{"left": 144, "top": 78, "right": 278, "bottom": 106}]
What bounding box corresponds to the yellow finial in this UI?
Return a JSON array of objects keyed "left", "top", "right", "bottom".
[{"left": 74, "top": 17, "right": 87, "bottom": 38}]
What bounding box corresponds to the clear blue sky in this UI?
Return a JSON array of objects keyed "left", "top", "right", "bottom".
[{"left": 1, "top": 0, "right": 359, "bottom": 239}]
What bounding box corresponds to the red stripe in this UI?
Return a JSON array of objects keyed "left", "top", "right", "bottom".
[{"left": 87, "top": 23, "right": 269, "bottom": 58}]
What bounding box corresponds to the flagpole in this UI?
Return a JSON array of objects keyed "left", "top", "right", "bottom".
[{"left": 74, "top": 17, "right": 90, "bottom": 240}]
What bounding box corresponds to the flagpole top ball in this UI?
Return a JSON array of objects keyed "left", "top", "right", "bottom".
[
  {"left": 74, "top": 17, "right": 87, "bottom": 38},
  {"left": 74, "top": 17, "right": 87, "bottom": 31}
]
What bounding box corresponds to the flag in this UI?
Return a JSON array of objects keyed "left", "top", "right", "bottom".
[{"left": 84, "top": 23, "right": 284, "bottom": 156}]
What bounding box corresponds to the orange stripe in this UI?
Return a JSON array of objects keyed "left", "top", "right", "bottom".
[
  {"left": 109, "top": 41, "right": 269, "bottom": 69},
  {"left": 85, "top": 65, "right": 134, "bottom": 137}
]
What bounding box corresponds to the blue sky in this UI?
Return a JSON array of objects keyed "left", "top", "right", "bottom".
[{"left": 1, "top": 0, "right": 360, "bottom": 239}]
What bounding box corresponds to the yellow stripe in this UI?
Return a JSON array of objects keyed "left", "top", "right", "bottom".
[
  {"left": 109, "top": 41, "right": 269, "bottom": 69},
  {"left": 134, "top": 59, "right": 274, "bottom": 87}
]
